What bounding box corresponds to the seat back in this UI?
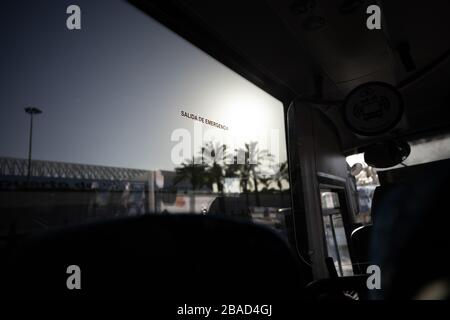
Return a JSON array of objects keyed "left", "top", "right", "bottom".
[
  {"left": 350, "top": 224, "right": 372, "bottom": 274},
  {"left": 369, "top": 159, "right": 450, "bottom": 299},
  {"left": 4, "top": 214, "right": 306, "bottom": 298}
]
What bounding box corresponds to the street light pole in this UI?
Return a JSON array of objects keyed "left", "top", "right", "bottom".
[{"left": 25, "top": 107, "right": 43, "bottom": 182}]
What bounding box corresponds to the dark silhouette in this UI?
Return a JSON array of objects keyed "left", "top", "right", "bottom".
[
  {"left": 201, "top": 142, "right": 227, "bottom": 194},
  {"left": 272, "top": 160, "right": 289, "bottom": 206}
]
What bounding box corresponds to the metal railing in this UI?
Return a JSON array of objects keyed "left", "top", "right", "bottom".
[{"left": 0, "top": 157, "right": 149, "bottom": 181}]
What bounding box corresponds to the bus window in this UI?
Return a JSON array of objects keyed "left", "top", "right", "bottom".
[
  {"left": 346, "top": 154, "right": 379, "bottom": 225},
  {"left": 0, "top": 0, "right": 291, "bottom": 243},
  {"left": 320, "top": 189, "right": 354, "bottom": 277}
]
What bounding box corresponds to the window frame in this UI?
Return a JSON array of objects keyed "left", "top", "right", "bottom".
[{"left": 318, "top": 180, "right": 356, "bottom": 277}]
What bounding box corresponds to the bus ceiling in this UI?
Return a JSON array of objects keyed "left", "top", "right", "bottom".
[{"left": 129, "top": 0, "right": 450, "bottom": 151}]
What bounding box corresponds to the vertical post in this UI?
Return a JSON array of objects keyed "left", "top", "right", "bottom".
[
  {"left": 27, "top": 113, "right": 34, "bottom": 182},
  {"left": 329, "top": 214, "right": 344, "bottom": 276},
  {"left": 25, "top": 107, "right": 42, "bottom": 183},
  {"left": 148, "top": 171, "right": 155, "bottom": 213}
]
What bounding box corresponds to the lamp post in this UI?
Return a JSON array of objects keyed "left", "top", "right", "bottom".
[{"left": 25, "top": 107, "right": 43, "bottom": 182}]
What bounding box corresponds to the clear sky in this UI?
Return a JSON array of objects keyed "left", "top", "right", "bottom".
[{"left": 0, "top": 0, "right": 287, "bottom": 171}]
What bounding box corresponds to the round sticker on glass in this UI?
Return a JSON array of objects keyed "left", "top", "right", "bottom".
[{"left": 343, "top": 82, "right": 403, "bottom": 136}]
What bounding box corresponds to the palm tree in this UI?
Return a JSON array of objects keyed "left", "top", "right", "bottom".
[
  {"left": 224, "top": 155, "right": 241, "bottom": 180},
  {"left": 201, "top": 142, "right": 229, "bottom": 213},
  {"left": 258, "top": 175, "right": 272, "bottom": 192},
  {"left": 237, "top": 142, "right": 274, "bottom": 206},
  {"left": 272, "top": 160, "right": 289, "bottom": 206},
  {"left": 201, "top": 141, "right": 227, "bottom": 193},
  {"left": 173, "top": 157, "right": 208, "bottom": 212}
]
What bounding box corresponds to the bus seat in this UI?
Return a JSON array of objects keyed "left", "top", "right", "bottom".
[
  {"left": 4, "top": 214, "right": 307, "bottom": 299},
  {"left": 349, "top": 182, "right": 390, "bottom": 276},
  {"left": 369, "top": 159, "right": 450, "bottom": 299},
  {"left": 350, "top": 224, "right": 372, "bottom": 275}
]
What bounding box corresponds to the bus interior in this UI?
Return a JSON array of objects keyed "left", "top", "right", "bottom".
[{"left": 1, "top": 0, "right": 449, "bottom": 300}]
